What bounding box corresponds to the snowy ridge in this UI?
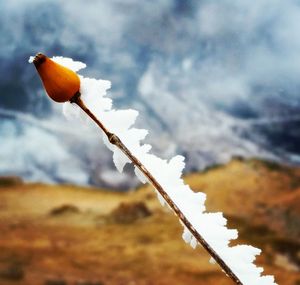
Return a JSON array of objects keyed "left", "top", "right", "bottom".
[{"left": 58, "top": 57, "right": 277, "bottom": 285}]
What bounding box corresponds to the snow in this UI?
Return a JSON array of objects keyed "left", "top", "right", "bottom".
[
  {"left": 52, "top": 56, "right": 86, "bottom": 72},
  {"left": 155, "top": 190, "right": 166, "bottom": 207},
  {"left": 113, "top": 148, "right": 130, "bottom": 173},
  {"left": 53, "top": 56, "right": 277, "bottom": 285},
  {"left": 134, "top": 166, "right": 148, "bottom": 184},
  {"left": 28, "top": 56, "right": 34, "bottom": 63}
]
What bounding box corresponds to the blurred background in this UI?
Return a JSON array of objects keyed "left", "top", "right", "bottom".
[
  {"left": 2, "top": 0, "right": 300, "bottom": 188},
  {"left": 0, "top": 1, "right": 300, "bottom": 284}
]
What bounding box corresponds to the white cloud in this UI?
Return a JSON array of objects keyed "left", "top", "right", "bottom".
[{"left": 1, "top": 0, "right": 300, "bottom": 185}]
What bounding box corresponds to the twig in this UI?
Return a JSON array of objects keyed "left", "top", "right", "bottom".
[{"left": 70, "top": 92, "right": 244, "bottom": 285}]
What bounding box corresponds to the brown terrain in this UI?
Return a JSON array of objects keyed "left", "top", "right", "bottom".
[{"left": 0, "top": 158, "right": 299, "bottom": 285}]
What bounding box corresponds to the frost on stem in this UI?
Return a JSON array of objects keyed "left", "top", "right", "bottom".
[
  {"left": 134, "top": 166, "right": 148, "bottom": 184},
  {"left": 31, "top": 55, "right": 277, "bottom": 285}
]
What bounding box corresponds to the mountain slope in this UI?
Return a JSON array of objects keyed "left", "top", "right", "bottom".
[{"left": 0, "top": 158, "right": 299, "bottom": 285}]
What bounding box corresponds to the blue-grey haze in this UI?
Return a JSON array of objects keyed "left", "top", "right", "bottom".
[{"left": 1, "top": 0, "right": 300, "bottom": 188}]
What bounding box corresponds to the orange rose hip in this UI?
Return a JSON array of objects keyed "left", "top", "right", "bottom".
[{"left": 33, "top": 53, "right": 80, "bottom": 103}]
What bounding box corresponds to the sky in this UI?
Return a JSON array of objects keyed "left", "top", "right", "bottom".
[{"left": 1, "top": 0, "right": 300, "bottom": 188}]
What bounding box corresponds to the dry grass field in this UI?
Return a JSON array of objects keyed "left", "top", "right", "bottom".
[{"left": 0, "top": 159, "right": 299, "bottom": 285}]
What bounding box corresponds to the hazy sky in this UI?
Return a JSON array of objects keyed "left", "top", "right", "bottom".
[{"left": 1, "top": 0, "right": 300, "bottom": 187}]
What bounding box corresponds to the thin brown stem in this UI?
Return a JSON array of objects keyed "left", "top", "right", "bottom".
[{"left": 71, "top": 93, "right": 243, "bottom": 285}]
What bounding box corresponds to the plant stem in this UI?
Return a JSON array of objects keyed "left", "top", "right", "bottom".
[{"left": 70, "top": 92, "right": 243, "bottom": 285}]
